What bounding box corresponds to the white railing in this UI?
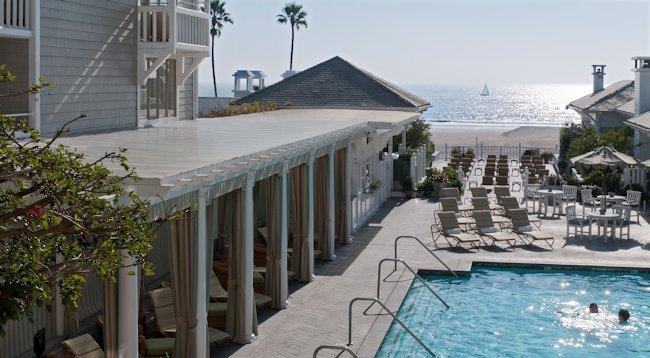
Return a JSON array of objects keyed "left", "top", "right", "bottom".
[
  {"left": 0, "top": 0, "right": 30, "bottom": 30},
  {"left": 138, "top": 3, "right": 209, "bottom": 48},
  {"left": 623, "top": 167, "right": 646, "bottom": 187},
  {"left": 443, "top": 142, "right": 558, "bottom": 161},
  {"left": 351, "top": 159, "right": 391, "bottom": 231}
]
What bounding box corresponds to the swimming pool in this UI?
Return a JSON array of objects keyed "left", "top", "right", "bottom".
[{"left": 377, "top": 267, "right": 650, "bottom": 357}]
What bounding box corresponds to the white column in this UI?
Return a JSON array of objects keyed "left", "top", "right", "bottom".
[
  {"left": 325, "top": 145, "right": 337, "bottom": 260},
  {"left": 400, "top": 126, "right": 407, "bottom": 154},
  {"left": 345, "top": 143, "right": 353, "bottom": 244},
  {"left": 29, "top": 0, "right": 41, "bottom": 130},
  {"left": 306, "top": 152, "right": 315, "bottom": 280},
  {"left": 195, "top": 188, "right": 208, "bottom": 356},
  {"left": 117, "top": 250, "right": 138, "bottom": 356},
  {"left": 387, "top": 138, "right": 393, "bottom": 194},
  {"left": 242, "top": 173, "right": 255, "bottom": 342},
  {"left": 279, "top": 162, "right": 289, "bottom": 308}
]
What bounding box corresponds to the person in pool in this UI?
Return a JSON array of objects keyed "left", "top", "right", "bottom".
[
  {"left": 619, "top": 309, "right": 630, "bottom": 323},
  {"left": 589, "top": 303, "right": 599, "bottom": 313}
]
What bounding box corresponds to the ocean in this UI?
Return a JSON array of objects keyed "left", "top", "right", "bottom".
[
  {"left": 403, "top": 84, "right": 590, "bottom": 127},
  {"left": 199, "top": 82, "right": 590, "bottom": 127}
]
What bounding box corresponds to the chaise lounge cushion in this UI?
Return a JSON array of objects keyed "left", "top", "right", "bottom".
[
  {"left": 144, "top": 337, "right": 175, "bottom": 356},
  {"left": 208, "top": 302, "right": 228, "bottom": 317}
]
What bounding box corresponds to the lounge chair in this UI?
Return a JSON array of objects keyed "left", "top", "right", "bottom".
[
  {"left": 210, "top": 270, "right": 271, "bottom": 307},
  {"left": 472, "top": 210, "right": 517, "bottom": 250},
  {"left": 509, "top": 209, "right": 554, "bottom": 250},
  {"left": 439, "top": 198, "right": 476, "bottom": 227},
  {"left": 436, "top": 211, "right": 481, "bottom": 251},
  {"left": 148, "top": 286, "right": 230, "bottom": 342},
  {"left": 471, "top": 197, "right": 507, "bottom": 224},
  {"left": 493, "top": 186, "right": 511, "bottom": 205},
  {"left": 62, "top": 334, "right": 104, "bottom": 358},
  {"left": 500, "top": 196, "right": 542, "bottom": 229}
]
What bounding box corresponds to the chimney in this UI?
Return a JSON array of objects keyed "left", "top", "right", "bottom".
[
  {"left": 592, "top": 65, "right": 605, "bottom": 92},
  {"left": 632, "top": 57, "right": 650, "bottom": 115},
  {"left": 281, "top": 70, "right": 299, "bottom": 80}
]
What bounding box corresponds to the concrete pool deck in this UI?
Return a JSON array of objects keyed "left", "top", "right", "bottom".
[{"left": 215, "top": 196, "right": 650, "bottom": 357}]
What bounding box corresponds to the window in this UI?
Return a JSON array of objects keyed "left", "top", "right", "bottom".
[{"left": 140, "top": 59, "right": 176, "bottom": 120}]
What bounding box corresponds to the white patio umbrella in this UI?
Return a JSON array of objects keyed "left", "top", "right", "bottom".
[{"left": 570, "top": 146, "right": 638, "bottom": 211}]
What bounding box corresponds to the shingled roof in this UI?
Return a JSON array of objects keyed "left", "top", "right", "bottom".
[
  {"left": 568, "top": 80, "right": 634, "bottom": 112},
  {"left": 233, "top": 56, "right": 430, "bottom": 112}
]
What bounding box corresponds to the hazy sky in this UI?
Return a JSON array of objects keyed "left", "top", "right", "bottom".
[{"left": 198, "top": 0, "right": 650, "bottom": 95}]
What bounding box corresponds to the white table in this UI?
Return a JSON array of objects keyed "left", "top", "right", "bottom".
[
  {"left": 596, "top": 195, "right": 626, "bottom": 206},
  {"left": 536, "top": 189, "right": 564, "bottom": 216},
  {"left": 587, "top": 211, "right": 619, "bottom": 242}
]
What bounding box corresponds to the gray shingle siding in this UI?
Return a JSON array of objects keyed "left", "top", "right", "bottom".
[
  {"left": 40, "top": 0, "right": 137, "bottom": 136},
  {"left": 178, "top": 61, "right": 195, "bottom": 120}
]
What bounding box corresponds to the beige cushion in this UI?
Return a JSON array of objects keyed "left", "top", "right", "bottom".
[
  {"left": 144, "top": 337, "right": 175, "bottom": 356},
  {"left": 62, "top": 334, "right": 104, "bottom": 358}
]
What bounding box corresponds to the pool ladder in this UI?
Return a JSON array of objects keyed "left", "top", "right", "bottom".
[{"left": 393, "top": 235, "right": 458, "bottom": 277}]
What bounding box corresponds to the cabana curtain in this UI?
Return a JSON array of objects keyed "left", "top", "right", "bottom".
[
  {"left": 170, "top": 210, "right": 193, "bottom": 357},
  {"left": 290, "top": 164, "right": 313, "bottom": 281},
  {"left": 265, "top": 175, "right": 288, "bottom": 308},
  {"left": 335, "top": 148, "right": 348, "bottom": 244}
]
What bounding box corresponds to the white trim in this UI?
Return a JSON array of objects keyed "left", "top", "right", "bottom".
[
  {"left": 0, "top": 28, "right": 32, "bottom": 38},
  {"left": 28, "top": 0, "right": 39, "bottom": 130}
]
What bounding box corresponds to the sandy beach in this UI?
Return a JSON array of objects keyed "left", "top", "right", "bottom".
[{"left": 430, "top": 124, "right": 560, "bottom": 149}]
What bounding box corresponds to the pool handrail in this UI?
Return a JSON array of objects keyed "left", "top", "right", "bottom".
[
  {"left": 378, "top": 258, "right": 449, "bottom": 309},
  {"left": 348, "top": 297, "right": 436, "bottom": 357},
  {"left": 312, "top": 345, "right": 359, "bottom": 358},
  {"left": 394, "top": 235, "right": 458, "bottom": 277}
]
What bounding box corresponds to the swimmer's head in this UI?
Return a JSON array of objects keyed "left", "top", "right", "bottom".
[
  {"left": 589, "top": 303, "right": 599, "bottom": 313},
  {"left": 618, "top": 309, "right": 630, "bottom": 323}
]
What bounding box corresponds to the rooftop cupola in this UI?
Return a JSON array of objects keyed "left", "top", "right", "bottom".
[
  {"left": 632, "top": 57, "right": 650, "bottom": 115},
  {"left": 592, "top": 65, "right": 606, "bottom": 92},
  {"left": 233, "top": 70, "right": 266, "bottom": 98}
]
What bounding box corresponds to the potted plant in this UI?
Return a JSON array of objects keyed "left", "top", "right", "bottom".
[
  {"left": 369, "top": 179, "right": 382, "bottom": 191},
  {"left": 401, "top": 175, "right": 414, "bottom": 197}
]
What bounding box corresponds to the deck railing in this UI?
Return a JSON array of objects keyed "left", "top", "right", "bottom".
[
  {"left": 1, "top": 0, "right": 30, "bottom": 30},
  {"left": 443, "top": 142, "right": 558, "bottom": 161},
  {"left": 138, "top": 3, "right": 209, "bottom": 48}
]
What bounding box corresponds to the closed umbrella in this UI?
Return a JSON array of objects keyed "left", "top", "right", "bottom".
[{"left": 570, "top": 146, "right": 638, "bottom": 211}]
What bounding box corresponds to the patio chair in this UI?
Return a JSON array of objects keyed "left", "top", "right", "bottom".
[
  {"left": 210, "top": 270, "right": 272, "bottom": 307},
  {"left": 482, "top": 175, "right": 495, "bottom": 186},
  {"left": 436, "top": 211, "right": 481, "bottom": 251},
  {"left": 622, "top": 190, "right": 642, "bottom": 223},
  {"left": 612, "top": 205, "right": 632, "bottom": 240},
  {"left": 484, "top": 166, "right": 495, "bottom": 177},
  {"left": 509, "top": 208, "right": 555, "bottom": 250},
  {"left": 148, "top": 286, "right": 230, "bottom": 341},
  {"left": 560, "top": 185, "right": 578, "bottom": 214},
  {"left": 524, "top": 184, "right": 542, "bottom": 214},
  {"left": 470, "top": 187, "right": 492, "bottom": 202},
  {"left": 441, "top": 187, "right": 465, "bottom": 204},
  {"left": 62, "top": 334, "right": 104, "bottom": 358},
  {"left": 580, "top": 189, "right": 600, "bottom": 215},
  {"left": 472, "top": 210, "right": 517, "bottom": 250},
  {"left": 566, "top": 205, "right": 589, "bottom": 239}
]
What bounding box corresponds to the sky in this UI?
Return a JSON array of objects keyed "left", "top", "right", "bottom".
[{"left": 198, "top": 0, "right": 650, "bottom": 96}]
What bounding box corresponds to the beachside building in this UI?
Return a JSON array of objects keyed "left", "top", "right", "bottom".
[
  {"left": 1, "top": 16, "right": 429, "bottom": 355},
  {"left": 0, "top": 0, "right": 207, "bottom": 136},
  {"left": 567, "top": 65, "right": 635, "bottom": 132}
]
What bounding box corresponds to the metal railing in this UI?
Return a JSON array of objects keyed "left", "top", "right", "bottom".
[
  {"left": 393, "top": 235, "right": 458, "bottom": 277},
  {"left": 313, "top": 345, "right": 359, "bottom": 358},
  {"left": 348, "top": 297, "right": 436, "bottom": 357},
  {"left": 377, "top": 258, "right": 449, "bottom": 309},
  {"left": 443, "top": 143, "right": 558, "bottom": 161}
]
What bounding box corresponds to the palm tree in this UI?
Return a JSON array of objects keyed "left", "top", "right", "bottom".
[
  {"left": 276, "top": 2, "right": 307, "bottom": 71},
  {"left": 210, "top": 0, "right": 233, "bottom": 97}
]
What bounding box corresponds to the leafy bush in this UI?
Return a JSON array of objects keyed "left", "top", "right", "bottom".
[
  {"left": 392, "top": 118, "right": 435, "bottom": 157},
  {"left": 523, "top": 148, "right": 540, "bottom": 157},
  {"left": 541, "top": 151, "right": 554, "bottom": 163},
  {"left": 401, "top": 175, "right": 413, "bottom": 191},
  {"left": 566, "top": 126, "right": 633, "bottom": 159},
  {"left": 451, "top": 146, "right": 462, "bottom": 155},
  {"left": 465, "top": 147, "right": 475, "bottom": 155},
  {"left": 559, "top": 122, "right": 583, "bottom": 159},
  {"left": 203, "top": 101, "right": 278, "bottom": 117}
]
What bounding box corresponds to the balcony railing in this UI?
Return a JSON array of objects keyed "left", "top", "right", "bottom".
[
  {"left": 138, "top": 2, "right": 209, "bottom": 50},
  {"left": 1, "top": 0, "right": 31, "bottom": 30}
]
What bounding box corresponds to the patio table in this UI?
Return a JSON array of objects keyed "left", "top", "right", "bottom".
[
  {"left": 587, "top": 211, "right": 619, "bottom": 242},
  {"left": 536, "top": 189, "right": 563, "bottom": 216},
  {"left": 596, "top": 195, "right": 626, "bottom": 205}
]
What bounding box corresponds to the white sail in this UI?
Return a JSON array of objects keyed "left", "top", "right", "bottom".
[{"left": 480, "top": 83, "right": 489, "bottom": 96}]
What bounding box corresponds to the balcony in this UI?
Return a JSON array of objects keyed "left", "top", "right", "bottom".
[
  {"left": 0, "top": 0, "right": 33, "bottom": 38},
  {"left": 138, "top": 0, "right": 209, "bottom": 54}
]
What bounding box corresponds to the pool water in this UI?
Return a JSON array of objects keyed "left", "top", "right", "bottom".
[{"left": 377, "top": 267, "right": 650, "bottom": 357}]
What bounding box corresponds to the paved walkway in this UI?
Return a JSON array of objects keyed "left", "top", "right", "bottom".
[{"left": 212, "top": 194, "right": 650, "bottom": 357}]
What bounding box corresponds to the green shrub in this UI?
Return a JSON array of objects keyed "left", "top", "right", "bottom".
[
  {"left": 541, "top": 151, "right": 554, "bottom": 163},
  {"left": 203, "top": 101, "right": 278, "bottom": 117}
]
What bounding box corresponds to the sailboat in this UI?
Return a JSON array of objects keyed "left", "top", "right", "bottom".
[{"left": 480, "top": 83, "right": 490, "bottom": 96}]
